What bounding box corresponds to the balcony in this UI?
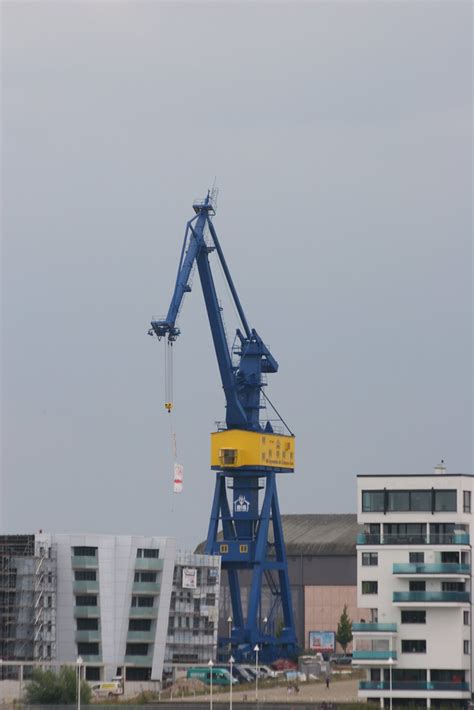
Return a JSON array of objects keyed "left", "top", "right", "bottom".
[
  {"left": 132, "top": 582, "right": 161, "bottom": 595},
  {"left": 129, "top": 607, "right": 158, "bottom": 618},
  {"left": 393, "top": 563, "right": 470, "bottom": 576},
  {"left": 127, "top": 630, "right": 155, "bottom": 642},
  {"left": 352, "top": 623, "right": 397, "bottom": 633},
  {"left": 73, "top": 580, "right": 99, "bottom": 593},
  {"left": 71, "top": 555, "right": 98, "bottom": 569},
  {"left": 124, "top": 654, "right": 153, "bottom": 665},
  {"left": 73, "top": 606, "right": 100, "bottom": 618},
  {"left": 134, "top": 558, "right": 164, "bottom": 571},
  {"left": 393, "top": 591, "right": 470, "bottom": 604},
  {"left": 357, "top": 533, "right": 470, "bottom": 546},
  {"left": 353, "top": 650, "right": 397, "bottom": 662},
  {"left": 75, "top": 630, "right": 100, "bottom": 643},
  {"left": 360, "top": 681, "right": 469, "bottom": 692},
  {"left": 79, "top": 654, "right": 102, "bottom": 663}
]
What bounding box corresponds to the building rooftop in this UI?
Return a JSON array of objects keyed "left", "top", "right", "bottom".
[{"left": 196, "top": 513, "right": 360, "bottom": 557}]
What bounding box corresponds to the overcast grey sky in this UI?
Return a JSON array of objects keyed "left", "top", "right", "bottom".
[{"left": 2, "top": 1, "right": 472, "bottom": 549}]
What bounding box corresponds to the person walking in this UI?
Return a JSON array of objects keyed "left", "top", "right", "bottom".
[{"left": 325, "top": 674, "right": 330, "bottom": 689}]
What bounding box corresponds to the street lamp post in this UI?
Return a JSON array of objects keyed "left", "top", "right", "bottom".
[
  {"left": 76, "top": 657, "right": 84, "bottom": 710},
  {"left": 208, "top": 659, "right": 214, "bottom": 710},
  {"left": 227, "top": 616, "right": 232, "bottom": 653},
  {"left": 229, "top": 655, "right": 234, "bottom": 710},
  {"left": 253, "top": 644, "right": 260, "bottom": 703},
  {"left": 388, "top": 656, "right": 394, "bottom": 710}
]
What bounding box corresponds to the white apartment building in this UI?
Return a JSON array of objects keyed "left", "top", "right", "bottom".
[
  {"left": 36, "top": 533, "right": 177, "bottom": 682},
  {"left": 355, "top": 469, "right": 472, "bottom": 709}
]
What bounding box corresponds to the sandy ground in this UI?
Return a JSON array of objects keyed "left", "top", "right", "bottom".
[{"left": 174, "top": 675, "right": 360, "bottom": 704}]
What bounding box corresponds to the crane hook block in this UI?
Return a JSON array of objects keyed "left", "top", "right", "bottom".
[{"left": 165, "top": 402, "right": 173, "bottom": 413}]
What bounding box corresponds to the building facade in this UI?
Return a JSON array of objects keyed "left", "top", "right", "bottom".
[
  {"left": 0, "top": 533, "right": 221, "bottom": 685},
  {"left": 165, "top": 551, "right": 221, "bottom": 667},
  {"left": 355, "top": 471, "right": 472, "bottom": 708}
]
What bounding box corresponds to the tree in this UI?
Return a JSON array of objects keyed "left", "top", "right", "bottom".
[
  {"left": 336, "top": 604, "right": 353, "bottom": 653},
  {"left": 25, "top": 667, "right": 91, "bottom": 705}
]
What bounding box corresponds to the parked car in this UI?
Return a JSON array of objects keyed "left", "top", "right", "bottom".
[
  {"left": 258, "top": 664, "right": 277, "bottom": 679},
  {"left": 330, "top": 654, "right": 352, "bottom": 666},
  {"left": 231, "top": 665, "right": 252, "bottom": 683}
]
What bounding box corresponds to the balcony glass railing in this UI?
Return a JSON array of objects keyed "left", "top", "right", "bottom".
[
  {"left": 127, "top": 630, "right": 155, "bottom": 642},
  {"left": 73, "top": 606, "right": 100, "bottom": 618},
  {"left": 360, "top": 681, "right": 469, "bottom": 691},
  {"left": 357, "top": 533, "right": 470, "bottom": 545},
  {"left": 393, "top": 563, "right": 470, "bottom": 575},
  {"left": 75, "top": 630, "right": 100, "bottom": 643},
  {"left": 134, "top": 558, "right": 164, "bottom": 571},
  {"left": 353, "top": 650, "right": 397, "bottom": 661},
  {"left": 132, "top": 582, "right": 161, "bottom": 595},
  {"left": 129, "top": 606, "right": 158, "bottom": 618},
  {"left": 124, "top": 654, "right": 153, "bottom": 665},
  {"left": 352, "top": 623, "right": 397, "bottom": 633},
  {"left": 71, "top": 555, "right": 98, "bottom": 568},
  {"left": 393, "top": 591, "right": 470, "bottom": 603},
  {"left": 73, "top": 580, "right": 99, "bottom": 593}
]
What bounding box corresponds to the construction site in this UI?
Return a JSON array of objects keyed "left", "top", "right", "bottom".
[{"left": 0, "top": 536, "right": 56, "bottom": 676}]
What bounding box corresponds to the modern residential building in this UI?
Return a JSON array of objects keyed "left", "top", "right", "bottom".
[{"left": 355, "top": 468, "right": 472, "bottom": 709}]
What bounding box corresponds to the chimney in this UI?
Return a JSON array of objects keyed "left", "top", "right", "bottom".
[{"left": 434, "top": 460, "right": 446, "bottom": 475}]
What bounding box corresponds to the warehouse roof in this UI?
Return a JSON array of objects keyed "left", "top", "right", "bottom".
[{"left": 195, "top": 513, "right": 360, "bottom": 557}]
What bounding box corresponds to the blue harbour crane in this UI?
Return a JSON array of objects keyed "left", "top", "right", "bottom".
[{"left": 149, "top": 192, "right": 298, "bottom": 662}]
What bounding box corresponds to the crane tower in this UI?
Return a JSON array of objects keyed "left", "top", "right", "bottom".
[{"left": 149, "top": 192, "right": 298, "bottom": 661}]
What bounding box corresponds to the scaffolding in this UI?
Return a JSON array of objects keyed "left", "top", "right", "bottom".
[
  {"left": 0, "top": 535, "right": 57, "bottom": 668},
  {"left": 165, "top": 551, "right": 221, "bottom": 665}
]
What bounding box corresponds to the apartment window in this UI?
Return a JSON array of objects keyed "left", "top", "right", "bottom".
[
  {"left": 77, "top": 618, "right": 99, "bottom": 630},
  {"left": 131, "top": 596, "right": 154, "bottom": 608},
  {"left": 401, "top": 610, "right": 426, "bottom": 624},
  {"left": 361, "top": 581, "right": 378, "bottom": 594},
  {"left": 73, "top": 547, "right": 97, "bottom": 557},
  {"left": 207, "top": 568, "right": 218, "bottom": 585},
  {"left": 47, "top": 596, "right": 52, "bottom": 607},
  {"left": 143, "top": 549, "right": 159, "bottom": 558},
  {"left": 193, "top": 617, "right": 199, "bottom": 629},
  {"left": 75, "top": 595, "right": 97, "bottom": 606},
  {"left": 430, "top": 523, "right": 456, "bottom": 544},
  {"left": 463, "top": 491, "right": 471, "bottom": 513},
  {"left": 409, "top": 490, "right": 432, "bottom": 512},
  {"left": 409, "top": 552, "right": 424, "bottom": 564},
  {"left": 77, "top": 642, "right": 99, "bottom": 655},
  {"left": 401, "top": 640, "right": 426, "bottom": 653},
  {"left": 434, "top": 490, "right": 457, "bottom": 512},
  {"left": 48, "top": 572, "right": 52, "bottom": 584},
  {"left": 134, "top": 572, "right": 157, "bottom": 583},
  {"left": 75, "top": 570, "right": 97, "bottom": 581},
  {"left": 388, "top": 491, "right": 410, "bottom": 511},
  {"left": 125, "top": 643, "right": 149, "bottom": 656},
  {"left": 464, "top": 640, "right": 470, "bottom": 654},
  {"left": 442, "top": 581, "right": 465, "bottom": 592},
  {"left": 47, "top": 621, "right": 52, "bottom": 633},
  {"left": 409, "top": 581, "right": 425, "bottom": 592},
  {"left": 362, "top": 490, "right": 384, "bottom": 512},
  {"left": 384, "top": 523, "right": 426, "bottom": 544},
  {"left": 206, "top": 593, "right": 216, "bottom": 606},
  {"left": 129, "top": 619, "right": 152, "bottom": 631},
  {"left": 362, "top": 553, "right": 378, "bottom": 566},
  {"left": 441, "top": 551, "right": 459, "bottom": 563},
  {"left": 194, "top": 598, "right": 201, "bottom": 613},
  {"left": 463, "top": 611, "right": 469, "bottom": 626}
]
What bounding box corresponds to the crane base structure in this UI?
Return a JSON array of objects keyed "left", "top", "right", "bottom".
[
  {"left": 206, "top": 470, "right": 297, "bottom": 663},
  {"left": 149, "top": 192, "right": 298, "bottom": 663}
]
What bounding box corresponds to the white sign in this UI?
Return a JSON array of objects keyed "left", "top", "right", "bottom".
[
  {"left": 182, "top": 567, "right": 197, "bottom": 589},
  {"left": 173, "top": 463, "right": 183, "bottom": 493},
  {"left": 234, "top": 495, "right": 250, "bottom": 513}
]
